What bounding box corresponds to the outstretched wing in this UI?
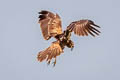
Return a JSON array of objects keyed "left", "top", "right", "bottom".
[
  {"left": 37, "top": 41, "right": 63, "bottom": 63},
  {"left": 38, "top": 10, "right": 62, "bottom": 40},
  {"left": 67, "top": 19, "right": 101, "bottom": 37}
]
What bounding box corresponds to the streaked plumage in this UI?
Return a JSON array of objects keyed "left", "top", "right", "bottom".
[{"left": 37, "top": 10, "right": 101, "bottom": 66}]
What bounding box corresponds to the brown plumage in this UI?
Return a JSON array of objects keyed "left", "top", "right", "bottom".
[
  {"left": 37, "top": 41, "right": 63, "bottom": 66},
  {"left": 38, "top": 10, "right": 62, "bottom": 40},
  {"left": 37, "top": 10, "right": 101, "bottom": 66}
]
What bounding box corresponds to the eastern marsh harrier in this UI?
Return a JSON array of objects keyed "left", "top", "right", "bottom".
[{"left": 37, "top": 10, "right": 100, "bottom": 66}]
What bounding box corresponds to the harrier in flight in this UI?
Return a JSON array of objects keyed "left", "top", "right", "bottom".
[{"left": 37, "top": 10, "right": 100, "bottom": 66}]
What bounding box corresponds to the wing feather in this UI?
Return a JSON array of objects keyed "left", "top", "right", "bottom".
[
  {"left": 88, "top": 26, "right": 99, "bottom": 35},
  {"left": 67, "top": 19, "right": 100, "bottom": 37},
  {"left": 83, "top": 26, "right": 88, "bottom": 36},
  {"left": 38, "top": 10, "right": 62, "bottom": 40},
  {"left": 81, "top": 25, "right": 85, "bottom": 36},
  {"left": 37, "top": 41, "right": 63, "bottom": 63}
]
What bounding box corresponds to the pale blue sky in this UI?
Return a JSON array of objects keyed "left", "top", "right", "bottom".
[{"left": 0, "top": 0, "right": 120, "bottom": 80}]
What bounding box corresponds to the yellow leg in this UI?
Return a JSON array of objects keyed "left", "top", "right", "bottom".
[
  {"left": 47, "top": 60, "right": 51, "bottom": 65},
  {"left": 53, "top": 58, "right": 56, "bottom": 67}
]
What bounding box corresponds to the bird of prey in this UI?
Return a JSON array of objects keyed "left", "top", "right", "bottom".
[{"left": 37, "top": 10, "right": 100, "bottom": 66}]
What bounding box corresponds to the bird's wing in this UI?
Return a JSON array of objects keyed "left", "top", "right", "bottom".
[
  {"left": 38, "top": 10, "right": 62, "bottom": 40},
  {"left": 67, "top": 19, "right": 101, "bottom": 37},
  {"left": 37, "top": 41, "right": 63, "bottom": 62}
]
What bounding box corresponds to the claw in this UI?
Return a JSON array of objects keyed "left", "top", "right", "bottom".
[
  {"left": 47, "top": 60, "right": 51, "bottom": 65},
  {"left": 52, "top": 58, "right": 56, "bottom": 67},
  {"left": 52, "top": 62, "right": 56, "bottom": 67}
]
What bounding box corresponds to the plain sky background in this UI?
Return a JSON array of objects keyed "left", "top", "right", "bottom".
[{"left": 0, "top": 0, "right": 120, "bottom": 80}]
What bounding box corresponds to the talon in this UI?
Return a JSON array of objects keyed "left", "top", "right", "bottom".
[
  {"left": 52, "top": 58, "right": 56, "bottom": 67},
  {"left": 47, "top": 60, "right": 51, "bottom": 65},
  {"left": 52, "top": 62, "right": 56, "bottom": 67}
]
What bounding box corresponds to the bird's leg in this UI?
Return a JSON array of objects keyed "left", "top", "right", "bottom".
[
  {"left": 47, "top": 60, "right": 51, "bottom": 65},
  {"left": 52, "top": 58, "right": 56, "bottom": 67},
  {"left": 70, "top": 40, "right": 74, "bottom": 51}
]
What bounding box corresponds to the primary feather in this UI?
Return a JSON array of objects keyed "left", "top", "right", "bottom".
[{"left": 38, "top": 10, "right": 62, "bottom": 40}]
